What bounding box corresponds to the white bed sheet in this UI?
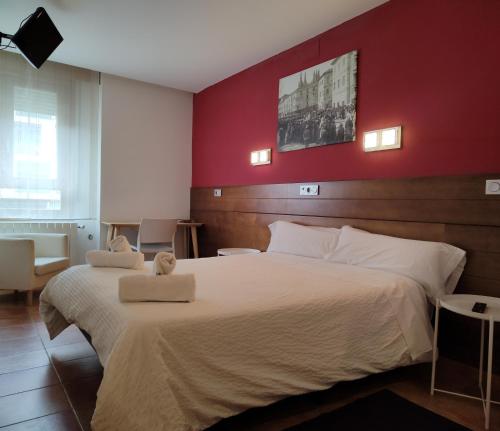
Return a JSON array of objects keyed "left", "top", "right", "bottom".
[{"left": 40, "top": 252, "right": 433, "bottom": 431}]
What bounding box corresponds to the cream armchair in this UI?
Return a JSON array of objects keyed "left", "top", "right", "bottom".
[{"left": 0, "top": 233, "right": 70, "bottom": 305}]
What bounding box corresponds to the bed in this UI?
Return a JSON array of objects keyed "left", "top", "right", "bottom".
[{"left": 40, "top": 251, "right": 433, "bottom": 431}]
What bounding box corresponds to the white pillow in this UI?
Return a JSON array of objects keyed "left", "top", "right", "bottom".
[
  {"left": 444, "top": 255, "right": 466, "bottom": 295},
  {"left": 267, "top": 221, "right": 340, "bottom": 259},
  {"left": 327, "top": 226, "right": 466, "bottom": 299}
]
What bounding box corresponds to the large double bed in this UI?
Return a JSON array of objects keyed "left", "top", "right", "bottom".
[{"left": 40, "top": 251, "right": 433, "bottom": 431}]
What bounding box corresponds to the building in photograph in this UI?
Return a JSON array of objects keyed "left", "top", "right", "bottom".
[{"left": 277, "top": 50, "right": 357, "bottom": 151}]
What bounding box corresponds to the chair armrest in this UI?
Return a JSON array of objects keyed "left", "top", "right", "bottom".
[{"left": 0, "top": 239, "right": 35, "bottom": 291}]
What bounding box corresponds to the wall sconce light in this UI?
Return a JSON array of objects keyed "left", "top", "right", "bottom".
[
  {"left": 250, "top": 149, "right": 271, "bottom": 166},
  {"left": 363, "top": 126, "right": 401, "bottom": 152}
]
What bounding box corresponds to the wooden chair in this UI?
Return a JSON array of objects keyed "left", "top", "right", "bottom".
[
  {"left": 0, "top": 233, "right": 69, "bottom": 305},
  {"left": 136, "top": 218, "right": 177, "bottom": 255}
]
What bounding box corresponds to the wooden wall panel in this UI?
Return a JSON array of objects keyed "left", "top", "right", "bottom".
[
  {"left": 191, "top": 174, "right": 500, "bottom": 201},
  {"left": 192, "top": 197, "right": 500, "bottom": 226},
  {"left": 191, "top": 174, "right": 500, "bottom": 370}
]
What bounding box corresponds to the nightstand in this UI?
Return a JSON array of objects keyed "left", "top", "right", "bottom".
[
  {"left": 431, "top": 294, "right": 500, "bottom": 429},
  {"left": 217, "top": 248, "right": 261, "bottom": 256}
]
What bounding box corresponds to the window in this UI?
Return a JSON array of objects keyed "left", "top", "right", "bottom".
[
  {"left": 0, "top": 51, "right": 99, "bottom": 219},
  {"left": 13, "top": 110, "right": 57, "bottom": 180}
]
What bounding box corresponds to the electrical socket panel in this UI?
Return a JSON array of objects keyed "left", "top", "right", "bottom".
[
  {"left": 485, "top": 180, "right": 500, "bottom": 195},
  {"left": 299, "top": 184, "right": 319, "bottom": 196},
  {"left": 213, "top": 188, "right": 222, "bottom": 197}
]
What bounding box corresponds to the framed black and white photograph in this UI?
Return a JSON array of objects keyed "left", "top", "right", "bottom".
[{"left": 277, "top": 50, "right": 357, "bottom": 152}]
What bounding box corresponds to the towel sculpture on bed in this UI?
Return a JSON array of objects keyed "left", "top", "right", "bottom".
[
  {"left": 152, "top": 250, "right": 176, "bottom": 275},
  {"left": 86, "top": 236, "right": 144, "bottom": 270},
  {"left": 108, "top": 235, "right": 132, "bottom": 253},
  {"left": 118, "top": 252, "right": 196, "bottom": 303}
]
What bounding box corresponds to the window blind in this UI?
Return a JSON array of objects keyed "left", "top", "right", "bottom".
[{"left": 0, "top": 51, "right": 99, "bottom": 219}]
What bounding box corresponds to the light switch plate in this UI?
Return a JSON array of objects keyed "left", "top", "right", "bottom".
[
  {"left": 299, "top": 184, "right": 319, "bottom": 196},
  {"left": 213, "top": 188, "right": 222, "bottom": 197},
  {"left": 485, "top": 180, "right": 500, "bottom": 195}
]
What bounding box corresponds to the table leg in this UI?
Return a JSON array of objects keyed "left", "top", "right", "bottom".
[
  {"left": 190, "top": 226, "right": 199, "bottom": 259},
  {"left": 485, "top": 318, "right": 494, "bottom": 430},
  {"left": 106, "top": 225, "right": 113, "bottom": 248},
  {"left": 430, "top": 300, "right": 440, "bottom": 395},
  {"left": 479, "top": 319, "right": 485, "bottom": 389},
  {"left": 184, "top": 226, "right": 190, "bottom": 259},
  {"left": 25, "top": 290, "right": 33, "bottom": 307}
]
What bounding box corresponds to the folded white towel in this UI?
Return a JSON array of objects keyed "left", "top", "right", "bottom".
[
  {"left": 108, "top": 235, "right": 132, "bottom": 253},
  {"left": 153, "top": 252, "right": 176, "bottom": 275},
  {"left": 86, "top": 250, "right": 144, "bottom": 270},
  {"left": 118, "top": 274, "right": 196, "bottom": 302}
]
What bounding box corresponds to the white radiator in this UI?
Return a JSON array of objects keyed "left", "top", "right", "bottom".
[{"left": 0, "top": 221, "right": 77, "bottom": 236}]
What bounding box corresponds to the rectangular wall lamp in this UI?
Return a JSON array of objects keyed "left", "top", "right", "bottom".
[
  {"left": 363, "top": 126, "right": 401, "bottom": 152},
  {"left": 250, "top": 148, "right": 271, "bottom": 166}
]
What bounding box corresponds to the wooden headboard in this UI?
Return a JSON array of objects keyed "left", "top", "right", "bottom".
[{"left": 191, "top": 174, "right": 500, "bottom": 368}]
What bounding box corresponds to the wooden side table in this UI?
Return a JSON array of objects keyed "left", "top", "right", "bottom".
[
  {"left": 177, "top": 221, "right": 203, "bottom": 259},
  {"left": 431, "top": 294, "right": 500, "bottom": 429}
]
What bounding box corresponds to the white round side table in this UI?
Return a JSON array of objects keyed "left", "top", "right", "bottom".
[
  {"left": 217, "top": 248, "right": 261, "bottom": 256},
  {"left": 430, "top": 294, "right": 500, "bottom": 430}
]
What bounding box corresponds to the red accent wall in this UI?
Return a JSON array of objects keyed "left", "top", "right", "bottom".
[{"left": 192, "top": 0, "right": 500, "bottom": 187}]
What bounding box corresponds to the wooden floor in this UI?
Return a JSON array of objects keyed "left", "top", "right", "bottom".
[{"left": 0, "top": 293, "right": 498, "bottom": 431}]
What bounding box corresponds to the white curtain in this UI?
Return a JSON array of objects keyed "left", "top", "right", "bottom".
[{"left": 0, "top": 51, "right": 99, "bottom": 220}]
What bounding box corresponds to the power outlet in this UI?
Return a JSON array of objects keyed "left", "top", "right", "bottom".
[
  {"left": 213, "top": 188, "right": 222, "bottom": 197},
  {"left": 485, "top": 180, "right": 500, "bottom": 195},
  {"left": 299, "top": 184, "right": 319, "bottom": 196}
]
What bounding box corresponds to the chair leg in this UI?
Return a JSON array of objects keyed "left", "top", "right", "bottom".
[{"left": 25, "top": 290, "right": 33, "bottom": 307}]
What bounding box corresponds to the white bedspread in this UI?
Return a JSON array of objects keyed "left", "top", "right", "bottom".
[{"left": 40, "top": 252, "right": 433, "bottom": 431}]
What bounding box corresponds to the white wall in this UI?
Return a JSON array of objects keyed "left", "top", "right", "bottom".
[{"left": 100, "top": 74, "right": 192, "bottom": 225}]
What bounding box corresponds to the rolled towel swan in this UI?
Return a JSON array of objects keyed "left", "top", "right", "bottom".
[
  {"left": 118, "top": 273, "right": 196, "bottom": 302},
  {"left": 153, "top": 252, "right": 176, "bottom": 275},
  {"left": 86, "top": 250, "right": 144, "bottom": 270},
  {"left": 108, "top": 235, "right": 132, "bottom": 253}
]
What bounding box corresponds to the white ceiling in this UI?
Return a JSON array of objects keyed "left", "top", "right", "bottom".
[{"left": 0, "top": 0, "right": 387, "bottom": 93}]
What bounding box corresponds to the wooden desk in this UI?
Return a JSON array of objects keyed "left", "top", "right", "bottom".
[
  {"left": 101, "top": 222, "right": 139, "bottom": 245},
  {"left": 101, "top": 221, "right": 203, "bottom": 258},
  {"left": 177, "top": 222, "right": 203, "bottom": 258}
]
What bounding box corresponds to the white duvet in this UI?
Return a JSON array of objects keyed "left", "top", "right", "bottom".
[{"left": 40, "top": 252, "right": 433, "bottom": 431}]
